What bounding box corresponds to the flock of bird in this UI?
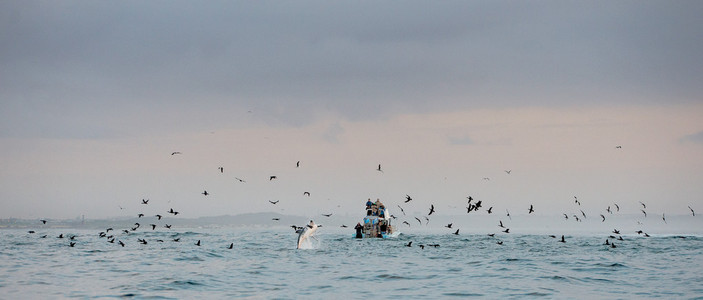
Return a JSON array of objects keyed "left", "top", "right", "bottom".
[{"left": 25, "top": 147, "right": 698, "bottom": 251}]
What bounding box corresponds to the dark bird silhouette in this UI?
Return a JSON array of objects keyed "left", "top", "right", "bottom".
[
  {"left": 118, "top": 240, "right": 125, "bottom": 247},
  {"left": 614, "top": 203, "right": 620, "bottom": 212},
  {"left": 506, "top": 209, "right": 511, "bottom": 220},
  {"left": 156, "top": 215, "right": 162, "bottom": 220},
  {"left": 419, "top": 245, "right": 425, "bottom": 249},
  {"left": 606, "top": 206, "right": 612, "bottom": 214},
  {"left": 662, "top": 213, "right": 667, "bottom": 224},
  {"left": 397, "top": 205, "right": 406, "bottom": 215},
  {"left": 415, "top": 217, "right": 422, "bottom": 225},
  {"left": 228, "top": 243, "right": 234, "bottom": 249},
  {"left": 453, "top": 229, "right": 460, "bottom": 235},
  {"left": 138, "top": 214, "right": 144, "bottom": 218},
  {"left": 322, "top": 213, "right": 333, "bottom": 217},
  {"left": 106, "top": 228, "right": 113, "bottom": 232},
  {"left": 58, "top": 234, "right": 64, "bottom": 239},
  {"left": 303, "top": 192, "right": 311, "bottom": 196},
  {"left": 164, "top": 224, "right": 172, "bottom": 229},
  {"left": 611, "top": 242, "right": 617, "bottom": 248},
  {"left": 405, "top": 241, "right": 412, "bottom": 247},
  {"left": 499, "top": 220, "right": 505, "bottom": 228},
  {"left": 487, "top": 207, "right": 493, "bottom": 214},
  {"left": 138, "top": 239, "right": 147, "bottom": 245},
  {"left": 195, "top": 240, "right": 201, "bottom": 246},
  {"left": 28, "top": 230, "right": 35, "bottom": 234},
  {"left": 296, "top": 161, "right": 300, "bottom": 168},
  {"left": 428, "top": 204, "right": 435, "bottom": 216},
  {"left": 173, "top": 238, "right": 181, "bottom": 242},
  {"left": 405, "top": 195, "right": 412, "bottom": 203},
  {"left": 269, "top": 200, "right": 279, "bottom": 204},
  {"left": 150, "top": 224, "right": 156, "bottom": 230},
  {"left": 505, "top": 170, "right": 511, "bottom": 174},
  {"left": 604, "top": 239, "right": 610, "bottom": 245},
  {"left": 134, "top": 223, "right": 140, "bottom": 228},
  {"left": 613, "top": 229, "right": 620, "bottom": 234},
  {"left": 487, "top": 233, "right": 495, "bottom": 237},
  {"left": 218, "top": 167, "right": 224, "bottom": 173},
  {"left": 580, "top": 210, "right": 586, "bottom": 219},
  {"left": 639, "top": 201, "right": 646, "bottom": 209},
  {"left": 40, "top": 219, "right": 47, "bottom": 224},
  {"left": 270, "top": 176, "right": 277, "bottom": 180},
  {"left": 502, "top": 228, "right": 510, "bottom": 233},
  {"left": 424, "top": 216, "right": 430, "bottom": 225},
  {"left": 445, "top": 223, "right": 453, "bottom": 229},
  {"left": 467, "top": 196, "right": 473, "bottom": 204},
  {"left": 549, "top": 235, "right": 556, "bottom": 238},
  {"left": 689, "top": 206, "right": 695, "bottom": 216},
  {"left": 202, "top": 190, "right": 209, "bottom": 196},
  {"left": 142, "top": 199, "right": 149, "bottom": 204},
  {"left": 644, "top": 232, "right": 650, "bottom": 237},
  {"left": 483, "top": 177, "right": 490, "bottom": 181},
  {"left": 528, "top": 205, "right": 534, "bottom": 214},
  {"left": 376, "top": 164, "right": 383, "bottom": 173},
  {"left": 496, "top": 241, "right": 503, "bottom": 245},
  {"left": 340, "top": 225, "right": 348, "bottom": 228},
  {"left": 70, "top": 235, "right": 76, "bottom": 240},
  {"left": 403, "top": 221, "right": 410, "bottom": 226},
  {"left": 574, "top": 196, "right": 580, "bottom": 206},
  {"left": 600, "top": 214, "right": 606, "bottom": 222},
  {"left": 563, "top": 214, "right": 569, "bottom": 220},
  {"left": 559, "top": 235, "right": 566, "bottom": 243},
  {"left": 615, "top": 145, "right": 622, "bottom": 149},
  {"left": 272, "top": 218, "right": 280, "bottom": 221},
  {"left": 70, "top": 242, "right": 76, "bottom": 247},
  {"left": 235, "top": 177, "right": 246, "bottom": 183},
  {"left": 641, "top": 209, "right": 647, "bottom": 217},
  {"left": 171, "top": 152, "right": 181, "bottom": 155}
]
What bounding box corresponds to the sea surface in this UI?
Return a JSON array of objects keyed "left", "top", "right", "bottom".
[{"left": 1, "top": 228, "right": 702, "bottom": 299}]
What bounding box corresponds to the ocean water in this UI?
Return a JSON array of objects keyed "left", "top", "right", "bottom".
[{"left": 1, "top": 228, "right": 702, "bottom": 299}]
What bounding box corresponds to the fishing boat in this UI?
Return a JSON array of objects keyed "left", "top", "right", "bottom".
[{"left": 354, "top": 199, "right": 399, "bottom": 238}]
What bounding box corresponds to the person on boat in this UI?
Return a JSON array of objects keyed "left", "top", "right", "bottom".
[
  {"left": 354, "top": 222, "right": 363, "bottom": 238},
  {"left": 366, "top": 199, "right": 373, "bottom": 209},
  {"left": 379, "top": 205, "right": 385, "bottom": 218}
]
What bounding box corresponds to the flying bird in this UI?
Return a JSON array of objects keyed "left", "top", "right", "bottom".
[
  {"left": 138, "top": 214, "right": 144, "bottom": 218},
  {"left": 195, "top": 240, "right": 201, "bottom": 246},
  {"left": 528, "top": 205, "right": 534, "bottom": 214},
  {"left": 559, "top": 235, "right": 566, "bottom": 243},
  {"left": 272, "top": 218, "right": 280, "bottom": 221},
  {"left": 639, "top": 201, "right": 646, "bottom": 209},
  {"left": 156, "top": 215, "right": 162, "bottom": 220},
  {"left": 415, "top": 217, "right": 422, "bottom": 224},
  {"left": 487, "top": 207, "right": 493, "bottom": 214},
  {"left": 580, "top": 210, "right": 586, "bottom": 219},
  {"left": 269, "top": 200, "right": 279, "bottom": 204},
  {"left": 303, "top": 192, "right": 311, "bottom": 196},
  {"left": 502, "top": 228, "right": 510, "bottom": 233},
  {"left": 376, "top": 164, "right": 383, "bottom": 173},
  {"left": 322, "top": 213, "right": 333, "bottom": 217},
  {"left": 613, "top": 229, "right": 620, "bottom": 234},
  {"left": 235, "top": 177, "right": 246, "bottom": 183},
  {"left": 218, "top": 167, "right": 224, "bottom": 173},
  {"left": 574, "top": 196, "right": 580, "bottom": 206},
  {"left": 141, "top": 199, "right": 149, "bottom": 204},
  {"left": 405, "top": 195, "right": 412, "bottom": 203},
  {"left": 269, "top": 176, "right": 277, "bottom": 180},
  {"left": 171, "top": 152, "right": 181, "bottom": 155},
  {"left": 606, "top": 206, "right": 612, "bottom": 214},
  {"left": 563, "top": 214, "right": 569, "bottom": 220},
  {"left": 405, "top": 241, "right": 412, "bottom": 247},
  {"left": 40, "top": 219, "right": 47, "bottom": 224},
  {"left": 600, "top": 214, "right": 606, "bottom": 222},
  {"left": 202, "top": 190, "right": 209, "bottom": 196},
  {"left": 397, "top": 205, "right": 406, "bottom": 215},
  {"left": 499, "top": 220, "right": 505, "bottom": 228},
  {"left": 228, "top": 243, "right": 234, "bottom": 249},
  {"left": 641, "top": 209, "right": 647, "bottom": 217},
  {"left": 614, "top": 203, "right": 620, "bottom": 212},
  {"left": 504, "top": 170, "right": 511, "bottom": 174},
  {"left": 150, "top": 224, "right": 156, "bottom": 230},
  {"left": 402, "top": 221, "right": 410, "bottom": 226},
  {"left": 428, "top": 204, "right": 435, "bottom": 216},
  {"left": 689, "top": 206, "right": 695, "bottom": 216},
  {"left": 453, "top": 229, "right": 460, "bottom": 235},
  {"left": 662, "top": 213, "right": 667, "bottom": 224},
  {"left": 615, "top": 145, "right": 622, "bottom": 149},
  {"left": 445, "top": 223, "right": 453, "bottom": 229},
  {"left": 296, "top": 161, "right": 300, "bottom": 168},
  {"left": 506, "top": 209, "right": 511, "bottom": 220}
]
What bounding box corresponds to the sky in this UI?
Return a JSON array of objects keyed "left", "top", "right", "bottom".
[{"left": 1, "top": 1, "right": 702, "bottom": 225}]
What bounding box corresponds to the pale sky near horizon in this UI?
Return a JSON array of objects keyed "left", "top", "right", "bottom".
[{"left": 1, "top": 1, "right": 702, "bottom": 223}]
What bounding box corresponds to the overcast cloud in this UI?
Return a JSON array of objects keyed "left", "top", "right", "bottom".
[{"left": 2, "top": 1, "right": 702, "bottom": 139}]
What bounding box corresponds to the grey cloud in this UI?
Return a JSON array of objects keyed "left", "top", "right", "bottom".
[{"left": 2, "top": 1, "right": 702, "bottom": 138}]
